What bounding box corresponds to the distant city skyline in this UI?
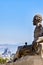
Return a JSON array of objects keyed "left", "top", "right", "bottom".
[{"left": 0, "top": 0, "right": 43, "bottom": 45}]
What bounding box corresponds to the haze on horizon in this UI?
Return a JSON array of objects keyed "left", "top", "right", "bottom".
[{"left": 0, "top": 0, "right": 43, "bottom": 45}]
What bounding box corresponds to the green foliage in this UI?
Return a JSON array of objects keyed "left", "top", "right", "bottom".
[{"left": 0, "top": 57, "right": 8, "bottom": 64}]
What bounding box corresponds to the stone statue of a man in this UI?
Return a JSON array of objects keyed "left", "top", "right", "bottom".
[
  {"left": 32, "top": 14, "right": 43, "bottom": 55},
  {"left": 33, "top": 14, "right": 42, "bottom": 40}
]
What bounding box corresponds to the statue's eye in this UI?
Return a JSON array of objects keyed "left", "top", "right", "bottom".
[{"left": 38, "top": 17, "right": 41, "bottom": 20}]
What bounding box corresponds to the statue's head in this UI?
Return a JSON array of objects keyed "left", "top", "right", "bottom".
[{"left": 33, "top": 14, "right": 42, "bottom": 25}]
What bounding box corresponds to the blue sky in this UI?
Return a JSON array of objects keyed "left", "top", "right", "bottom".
[{"left": 0, "top": 0, "right": 43, "bottom": 45}]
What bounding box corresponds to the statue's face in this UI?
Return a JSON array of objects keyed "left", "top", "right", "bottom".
[
  {"left": 33, "top": 19, "right": 37, "bottom": 25},
  {"left": 33, "top": 16, "right": 38, "bottom": 25},
  {"left": 33, "top": 15, "right": 42, "bottom": 25}
]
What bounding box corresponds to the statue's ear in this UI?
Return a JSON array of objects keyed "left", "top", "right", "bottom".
[{"left": 38, "top": 24, "right": 42, "bottom": 28}]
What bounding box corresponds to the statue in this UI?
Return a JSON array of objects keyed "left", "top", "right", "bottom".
[
  {"left": 32, "top": 14, "right": 43, "bottom": 57},
  {"left": 10, "top": 14, "right": 43, "bottom": 62}
]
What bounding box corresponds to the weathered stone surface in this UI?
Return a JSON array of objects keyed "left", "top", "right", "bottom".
[
  {"left": 34, "top": 24, "right": 42, "bottom": 39},
  {"left": 6, "top": 56, "right": 43, "bottom": 65}
]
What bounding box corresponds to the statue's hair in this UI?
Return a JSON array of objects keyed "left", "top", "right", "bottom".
[{"left": 33, "top": 14, "right": 42, "bottom": 25}]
